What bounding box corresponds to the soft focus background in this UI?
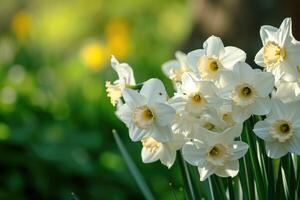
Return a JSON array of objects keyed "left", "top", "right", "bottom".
[{"left": 0, "top": 0, "right": 299, "bottom": 199}]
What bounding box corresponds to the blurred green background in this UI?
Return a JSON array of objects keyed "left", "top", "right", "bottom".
[
  {"left": 0, "top": 0, "right": 299, "bottom": 199},
  {"left": 0, "top": 0, "right": 192, "bottom": 199}
]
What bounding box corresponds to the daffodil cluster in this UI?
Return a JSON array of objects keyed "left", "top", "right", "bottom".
[{"left": 106, "top": 18, "right": 300, "bottom": 181}]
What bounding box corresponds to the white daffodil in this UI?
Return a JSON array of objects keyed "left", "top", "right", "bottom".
[
  {"left": 182, "top": 125, "right": 248, "bottom": 181},
  {"left": 141, "top": 133, "right": 187, "bottom": 168},
  {"left": 255, "top": 18, "right": 300, "bottom": 83},
  {"left": 216, "top": 104, "right": 237, "bottom": 127},
  {"left": 253, "top": 99, "right": 300, "bottom": 158},
  {"left": 162, "top": 51, "right": 190, "bottom": 83},
  {"left": 219, "top": 62, "right": 274, "bottom": 122},
  {"left": 170, "top": 72, "right": 221, "bottom": 115},
  {"left": 116, "top": 78, "right": 176, "bottom": 142},
  {"left": 198, "top": 109, "right": 231, "bottom": 133},
  {"left": 187, "top": 35, "right": 246, "bottom": 82},
  {"left": 170, "top": 110, "right": 199, "bottom": 137},
  {"left": 106, "top": 56, "right": 136, "bottom": 106}
]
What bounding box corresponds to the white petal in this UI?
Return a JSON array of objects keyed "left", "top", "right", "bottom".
[
  {"left": 153, "top": 103, "right": 176, "bottom": 126},
  {"left": 230, "top": 141, "right": 249, "bottom": 160},
  {"left": 160, "top": 145, "right": 177, "bottom": 168},
  {"left": 234, "top": 62, "right": 255, "bottom": 83},
  {"left": 265, "top": 142, "right": 288, "bottom": 159},
  {"left": 286, "top": 101, "right": 300, "bottom": 123},
  {"left": 232, "top": 104, "right": 251, "bottom": 122},
  {"left": 169, "top": 133, "right": 188, "bottom": 150},
  {"left": 198, "top": 163, "right": 215, "bottom": 181},
  {"left": 162, "top": 60, "right": 180, "bottom": 77},
  {"left": 111, "top": 55, "right": 119, "bottom": 68},
  {"left": 115, "top": 104, "right": 133, "bottom": 125},
  {"left": 253, "top": 120, "right": 274, "bottom": 142},
  {"left": 182, "top": 141, "right": 206, "bottom": 166},
  {"left": 250, "top": 97, "right": 271, "bottom": 116},
  {"left": 203, "top": 35, "right": 224, "bottom": 57},
  {"left": 286, "top": 41, "right": 300, "bottom": 67},
  {"left": 253, "top": 72, "right": 275, "bottom": 97},
  {"left": 276, "top": 81, "right": 298, "bottom": 103},
  {"left": 215, "top": 160, "right": 239, "bottom": 178},
  {"left": 181, "top": 72, "right": 199, "bottom": 93},
  {"left": 150, "top": 125, "right": 172, "bottom": 142},
  {"left": 141, "top": 146, "right": 162, "bottom": 163},
  {"left": 218, "top": 71, "right": 236, "bottom": 98},
  {"left": 111, "top": 56, "right": 135, "bottom": 85},
  {"left": 219, "top": 124, "right": 243, "bottom": 143},
  {"left": 270, "top": 99, "right": 288, "bottom": 119},
  {"left": 129, "top": 125, "right": 149, "bottom": 142},
  {"left": 175, "top": 51, "right": 188, "bottom": 66},
  {"left": 219, "top": 46, "right": 246, "bottom": 70},
  {"left": 280, "top": 60, "right": 298, "bottom": 82},
  {"left": 187, "top": 49, "right": 205, "bottom": 72},
  {"left": 279, "top": 18, "right": 293, "bottom": 46},
  {"left": 254, "top": 47, "right": 265, "bottom": 67},
  {"left": 140, "top": 78, "right": 167, "bottom": 103},
  {"left": 122, "top": 88, "right": 145, "bottom": 108},
  {"left": 168, "top": 95, "right": 187, "bottom": 112},
  {"left": 287, "top": 138, "right": 300, "bottom": 155},
  {"left": 260, "top": 25, "right": 278, "bottom": 45}
]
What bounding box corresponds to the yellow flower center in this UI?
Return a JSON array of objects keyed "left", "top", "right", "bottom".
[
  {"left": 141, "top": 137, "right": 161, "bottom": 153},
  {"left": 105, "top": 81, "right": 122, "bottom": 106},
  {"left": 133, "top": 106, "right": 154, "bottom": 129},
  {"left": 263, "top": 42, "right": 286, "bottom": 66},
  {"left": 192, "top": 94, "right": 202, "bottom": 103},
  {"left": 241, "top": 86, "right": 252, "bottom": 97},
  {"left": 207, "top": 144, "right": 228, "bottom": 166},
  {"left": 203, "top": 122, "right": 215, "bottom": 131},
  {"left": 209, "top": 146, "right": 220, "bottom": 156},
  {"left": 198, "top": 56, "right": 220, "bottom": 80},
  {"left": 233, "top": 84, "right": 257, "bottom": 106},
  {"left": 270, "top": 120, "right": 293, "bottom": 142},
  {"left": 222, "top": 112, "right": 235, "bottom": 126}
]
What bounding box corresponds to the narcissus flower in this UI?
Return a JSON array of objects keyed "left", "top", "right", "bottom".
[
  {"left": 255, "top": 18, "right": 300, "bottom": 82},
  {"left": 182, "top": 125, "right": 248, "bottom": 181},
  {"left": 162, "top": 51, "right": 190, "bottom": 83},
  {"left": 219, "top": 62, "right": 274, "bottom": 122},
  {"left": 187, "top": 35, "right": 246, "bottom": 82},
  {"left": 116, "top": 78, "right": 176, "bottom": 142},
  {"left": 106, "top": 56, "right": 135, "bottom": 106},
  {"left": 170, "top": 72, "right": 221, "bottom": 115},
  {"left": 141, "top": 133, "right": 187, "bottom": 168},
  {"left": 253, "top": 99, "right": 300, "bottom": 158}
]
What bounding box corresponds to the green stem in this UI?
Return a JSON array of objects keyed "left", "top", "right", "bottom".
[
  {"left": 227, "top": 177, "right": 235, "bottom": 200},
  {"left": 208, "top": 177, "right": 215, "bottom": 200},
  {"left": 275, "top": 160, "right": 285, "bottom": 200},
  {"left": 244, "top": 119, "right": 266, "bottom": 200},
  {"left": 178, "top": 153, "right": 196, "bottom": 200},
  {"left": 267, "top": 157, "right": 275, "bottom": 200}
]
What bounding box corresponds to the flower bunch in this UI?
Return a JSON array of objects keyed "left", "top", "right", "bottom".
[{"left": 106, "top": 18, "right": 300, "bottom": 198}]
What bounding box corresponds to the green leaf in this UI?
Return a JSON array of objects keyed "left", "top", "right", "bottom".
[
  {"left": 281, "top": 154, "right": 296, "bottom": 199},
  {"left": 112, "top": 130, "right": 155, "bottom": 200},
  {"left": 244, "top": 119, "right": 266, "bottom": 200},
  {"left": 178, "top": 153, "right": 196, "bottom": 200}
]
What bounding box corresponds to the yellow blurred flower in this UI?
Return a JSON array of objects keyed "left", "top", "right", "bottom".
[
  {"left": 106, "top": 19, "right": 131, "bottom": 59},
  {"left": 80, "top": 41, "right": 109, "bottom": 71},
  {"left": 11, "top": 11, "right": 32, "bottom": 41}
]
